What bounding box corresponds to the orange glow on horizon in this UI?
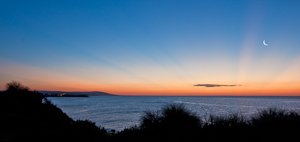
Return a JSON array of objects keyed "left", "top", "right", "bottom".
[
  {"left": 1, "top": 57, "right": 300, "bottom": 96},
  {"left": 1, "top": 81, "right": 299, "bottom": 96}
]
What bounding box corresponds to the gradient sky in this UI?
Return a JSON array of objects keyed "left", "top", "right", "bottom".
[{"left": 1, "top": 0, "right": 300, "bottom": 95}]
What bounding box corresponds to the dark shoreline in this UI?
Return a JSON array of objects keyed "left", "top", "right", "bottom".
[{"left": 44, "top": 94, "right": 89, "bottom": 97}]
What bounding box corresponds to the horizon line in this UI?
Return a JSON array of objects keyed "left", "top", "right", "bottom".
[{"left": 1, "top": 90, "right": 300, "bottom": 96}]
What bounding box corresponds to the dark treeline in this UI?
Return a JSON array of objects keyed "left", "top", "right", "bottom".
[{"left": 1, "top": 81, "right": 300, "bottom": 142}]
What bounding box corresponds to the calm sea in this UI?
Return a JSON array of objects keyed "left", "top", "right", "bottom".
[{"left": 48, "top": 96, "right": 300, "bottom": 131}]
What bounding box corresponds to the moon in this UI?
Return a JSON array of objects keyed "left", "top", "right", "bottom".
[{"left": 263, "top": 40, "right": 268, "bottom": 46}]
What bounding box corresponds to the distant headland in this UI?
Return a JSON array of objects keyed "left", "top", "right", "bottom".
[{"left": 39, "top": 91, "right": 117, "bottom": 97}]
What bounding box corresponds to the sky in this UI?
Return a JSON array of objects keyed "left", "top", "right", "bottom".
[{"left": 1, "top": 0, "right": 300, "bottom": 96}]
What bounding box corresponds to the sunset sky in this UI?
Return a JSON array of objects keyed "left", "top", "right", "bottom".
[{"left": 1, "top": 0, "right": 300, "bottom": 95}]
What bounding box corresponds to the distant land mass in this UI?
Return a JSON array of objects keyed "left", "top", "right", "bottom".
[{"left": 39, "top": 91, "right": 116, "bottom": 97}]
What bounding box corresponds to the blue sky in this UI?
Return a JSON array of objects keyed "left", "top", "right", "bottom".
[{"left": 1, "top": 0, "right": 300, "bottom": 95}]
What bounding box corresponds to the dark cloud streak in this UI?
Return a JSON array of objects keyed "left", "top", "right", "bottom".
[{"left": 194, "top": 84, "right": 241, "bottom": 87}]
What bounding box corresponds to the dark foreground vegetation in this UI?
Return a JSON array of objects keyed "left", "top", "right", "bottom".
[{"left": 1, "top": 82, "right": 300, "bottom": 142}]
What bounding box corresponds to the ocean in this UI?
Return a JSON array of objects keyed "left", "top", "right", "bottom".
[{"left": 48, "top": 96, "right": 300, "bottom": 131}]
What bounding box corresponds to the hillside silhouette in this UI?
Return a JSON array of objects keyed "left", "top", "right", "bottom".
[{"left": 0, "top": 81, "right": 108, "bottom": 142}]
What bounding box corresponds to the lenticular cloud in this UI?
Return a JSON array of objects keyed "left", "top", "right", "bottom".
[{"left": 194, "top": 84, "right": 241, "bottom": 87}]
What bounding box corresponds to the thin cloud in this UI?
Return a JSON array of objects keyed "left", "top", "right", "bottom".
[{"left": 194, "top": 84, "right": 241, "bottom": 87}]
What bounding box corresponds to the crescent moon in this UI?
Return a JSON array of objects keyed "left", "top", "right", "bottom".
[{"left": 263, "top": 40, "right": 268, "bottom": 46}]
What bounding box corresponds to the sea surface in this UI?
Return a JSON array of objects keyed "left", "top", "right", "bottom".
[{"left": 48, "top": 96, "right": 300, "bottom": 131}]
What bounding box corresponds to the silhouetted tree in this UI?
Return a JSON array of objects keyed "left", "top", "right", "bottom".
[{"left": 5, "top": 81, "right": 29, "bottom": 91}]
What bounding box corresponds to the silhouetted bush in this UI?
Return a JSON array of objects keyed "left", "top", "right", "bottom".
[
  {"left": 204, "top": 113, "right": 248, "bottom": 126},
  {"left": 250, "top": 107, "right": 300, "bottom": 141},
  {"left": 202, "top": 113, "right": 252, "bottom": 141},
  {"left": 139, "top": 104, "right": 202, "bottom": 141}
]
